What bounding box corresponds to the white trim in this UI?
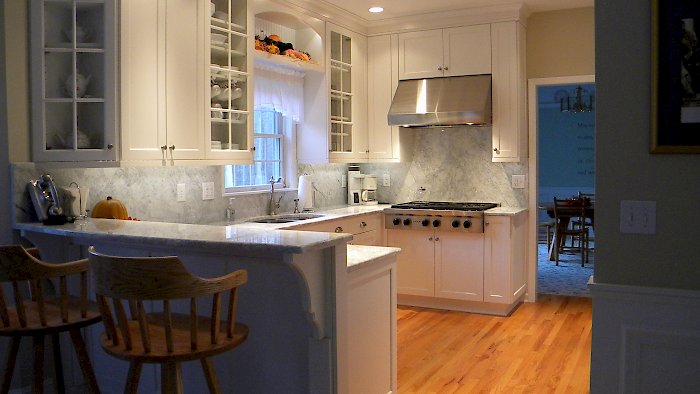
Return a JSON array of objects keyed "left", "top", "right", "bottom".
[{"left": 526, "top": 75, "right": 595, "bottom": 302}]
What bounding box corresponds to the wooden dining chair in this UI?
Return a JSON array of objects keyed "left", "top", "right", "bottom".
[
  {"left": 0, "top": 245, "right": 102, "bottom": 394},
  {"left": 87, "top": 246, "right": 249, "bottom": 394},
  {"left": 570, "top": 192, "right": 595, "bottom": 247},
  {"left": 553, "top": 198, "right": 590, "bottom": 266}
]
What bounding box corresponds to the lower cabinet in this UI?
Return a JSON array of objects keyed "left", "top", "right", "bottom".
[
  {"left": 289, "top": 212, "right": 384, "bottom": 246},
  {"left": 483, "top": 212, "right": 527, "bottom": 304},
  {"left": 387, "top": 229, "right": 483, "bottom": 301}
]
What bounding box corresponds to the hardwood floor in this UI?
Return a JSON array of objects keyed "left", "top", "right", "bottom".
[{"left": 397, "top": 295, "right": 592, "bottom": 393}]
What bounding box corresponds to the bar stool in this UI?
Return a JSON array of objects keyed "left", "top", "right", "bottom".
[
  {"left": 88, "top": 247, "right": 249, "bottom": 394},
  {"left": 0, "top": 245, "right": 102, "bottom": 393}
]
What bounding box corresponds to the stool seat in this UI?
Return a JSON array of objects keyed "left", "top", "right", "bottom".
[{"left": 0, "top": 297, "right": 101, "bottom": 335}]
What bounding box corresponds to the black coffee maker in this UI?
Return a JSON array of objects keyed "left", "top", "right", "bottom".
[{"left": 27, "top": 174, "right": 70, "bottom": 225}]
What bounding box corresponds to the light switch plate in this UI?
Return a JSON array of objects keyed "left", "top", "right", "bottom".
[
  {"left": 620, "top": 200, "right": 656, "bottom": 234},
  {"left": 383, "top": 173, "right": 391, "bottom": 187},
  {"left": 176, "top": 183, "right": 186, "bottom": 202},
  {"left": 512, "top": 175, "right": 526, "bottom": 189},
  {"left": 202, "top": 182, "right": 215, "bottom": 200}
]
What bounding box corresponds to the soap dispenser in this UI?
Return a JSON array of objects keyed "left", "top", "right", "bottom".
[{"left": 226, "top": 198, "right": 236, "bottom": 223}]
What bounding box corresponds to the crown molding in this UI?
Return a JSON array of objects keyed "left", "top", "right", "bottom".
[
  {"left": 268, "top": 0, "right": 370, "bottom": 35},
  {"left": 366, "top": 4, "right": 531, "bottom": 36}
]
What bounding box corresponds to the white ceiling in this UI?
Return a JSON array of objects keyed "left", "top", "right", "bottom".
[{"left": 318, "top": 0, "right": 593, "bottom": 21}]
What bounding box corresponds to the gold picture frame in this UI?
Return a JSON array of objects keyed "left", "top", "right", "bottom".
[{"left": 651, "top": 0, "right": 700, "bottom": 153}]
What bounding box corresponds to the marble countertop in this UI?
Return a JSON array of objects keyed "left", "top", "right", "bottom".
[
  {"left": 15, "top": 218, "right": 352, "bottom": 255},
  {"left": 229, "top": 204, "right": 390, "bottom": 230},
  {"left": 485, "top": 207, "right": 528, "bottom": 215},
  {"left": 347, "top": 244, "right": 400, "bottom": 272}
]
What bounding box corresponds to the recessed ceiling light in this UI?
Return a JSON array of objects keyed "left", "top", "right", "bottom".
[{"left": 368, "top": 7, "right": 384, "bottom": 13}]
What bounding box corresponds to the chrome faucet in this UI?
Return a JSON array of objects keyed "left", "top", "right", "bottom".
[{"left": 269, "top": 176, "right": 284, "bottom": 215}]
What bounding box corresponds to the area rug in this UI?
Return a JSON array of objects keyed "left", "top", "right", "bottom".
[{"left": 537, "top": 243, "right": 594, "bottom": 298}]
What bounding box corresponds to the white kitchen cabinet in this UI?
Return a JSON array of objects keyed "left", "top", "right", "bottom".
[
  {"left": 327, "top": 23, "right": 368, "bottom": 162},
  {"left": 491, "top": 21, "right": 527, "bottom": 162},
  {"left": 483, "top": 212, "right": 527, "bottom": 305},
  {"left": 290, "top": 212, "right": 384, "bottom": 246},
  {"left": 367, "top": 34, "right": 413, "bottom": 162},
  {"left": 398, "top": 25, "right": 491, "bottom": 80},
  {"left": 30, "top": 0, "right": 118, "bottom": 163},
  {"left": 387, "top": 228, "right": 483, "bottom": 301},
  {"left": 121, "top": 0, "right": 252, "bottom": 164}
]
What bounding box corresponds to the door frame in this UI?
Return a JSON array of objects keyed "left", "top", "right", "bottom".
[{"left": 526, "top": 75, "right": 595, "bottom": 302}]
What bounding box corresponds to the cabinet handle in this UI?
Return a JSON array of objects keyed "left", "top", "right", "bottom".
[
  {"left": 360, "top": 221, "right": 367, "bottom": 227},
  {"left": 107, "top": 144, "right": 114, "bottom": 150},
  {"left": 428, "top": 236, "right": 433, "bottom": 241},
  {"left": 443, "top": 66, "right": 449, "bottom": 71},
  {"left": 335, "top": 226, "right": 343, "bottom": 233},
  {"left": 437, "top": 66, "right": 443, "bottom": 71},
  {"left": 435, "top": 237, "right": 440, "bottom": 241},
  {"left": 493, "top": 147, "right": 498, "bottom": 152},
  {"left": 169, "top": 145, "right": 176, "bottom": 151},
  {"left": 161, "top": 145, "right": 167, "bottom": 151},
  {"left": 250, "top": 146, "right": 256, "bottom": 151}
]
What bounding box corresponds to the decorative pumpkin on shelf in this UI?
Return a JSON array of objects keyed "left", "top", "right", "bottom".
[
  {"left": 91, "top": 196, "right": 129, "bottom": 220},
  {"left": 254, "top": 32, "right": 312, "bottom": 62}
]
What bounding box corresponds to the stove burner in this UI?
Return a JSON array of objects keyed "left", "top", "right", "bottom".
[{"left": 390, "top": 201, "right": 498, "bottom": 211}]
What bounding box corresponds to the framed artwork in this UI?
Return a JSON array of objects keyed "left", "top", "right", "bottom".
[{"left": 652, "top": 0, "right": 700, "bottom": 153}]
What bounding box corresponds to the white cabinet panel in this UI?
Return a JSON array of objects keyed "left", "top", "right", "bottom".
[
  {"left": 435, "top": 232, "right": 484, "bottom": 301},
  {"left": 443, "top": 25, "right": 491, "bottom": 76},
  {"left": 397, "top": 29, "right": 444, "bottom": 80},
  {"left": 387, "top": 229, "right": 435, "bottom": 297},
  {"left": 483, "top": 212, "right": 527, "bottom": 304}
]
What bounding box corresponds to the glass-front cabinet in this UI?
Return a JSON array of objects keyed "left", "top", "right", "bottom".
[
  {"left": 30, "top": 0, "right": 117, "bottom": 162},
  {"left": 206, "top": 0, "right": 253, "bottom": 161},
  {"left": 327, "top": 23, "right": 367, "bottom": 162}
]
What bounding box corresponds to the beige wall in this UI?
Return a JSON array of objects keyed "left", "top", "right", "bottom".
[
  {"left": 4, "top": 0, "right": 30, "bottom": 163},
  {"left": 526, "top": 7, "right": 594, "bottom": 79}
]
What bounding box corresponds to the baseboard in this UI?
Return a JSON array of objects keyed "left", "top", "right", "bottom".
[{"left": 589, "top": 281, "right": 700, "bottom": 393}]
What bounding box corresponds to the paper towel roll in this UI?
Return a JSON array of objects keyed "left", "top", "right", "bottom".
[{"left": 297, "top": 175, "right": 313, "bottom": 211}]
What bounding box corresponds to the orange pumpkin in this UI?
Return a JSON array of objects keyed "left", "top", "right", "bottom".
[
  {"left": 268, "top": 34, "right": 281, "bottom": 42},
  {"left": 91, "top": 196, "right": 129, "bottom": 220}
]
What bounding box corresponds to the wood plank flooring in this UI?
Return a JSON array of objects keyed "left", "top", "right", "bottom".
[{"left": 397, "top": 295, "right": 592, "bottom": 393}]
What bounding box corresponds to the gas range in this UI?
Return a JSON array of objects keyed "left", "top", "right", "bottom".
[{"left": 384, "top": 201, "right": 498, "bottom": 233}]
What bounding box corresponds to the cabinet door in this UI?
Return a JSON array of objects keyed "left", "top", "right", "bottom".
[
  {"left": 368, "top": 35, "right": 396, "bottom": 161},
  {"left": 31, "top": 0, "right": 118, "bottom": 163},
  {"left": 483, "top": 216, "right": 511, "bottom": 302},
  {"left": 491, "top": 21, "right": 526, "bottom": 162},
  {"left": 443, "top": 25, "right": 491, "bottom": 76},
  {"left": 164, "top": 0, "right": 205, "bottom": 160},
  {"left": 434, "top": 231, "right": 484, "bottom": 301},
  {"left": 120, "top": 0, "right": 165, "bottom": 161},
  {"left": 386, "top": 230, "right": 434, "bottom": 297},
  {"left": 397, "top": 30, "right": 444, "bottom": 80}
]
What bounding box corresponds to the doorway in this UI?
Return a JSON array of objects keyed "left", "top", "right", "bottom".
[{"left": 526, "top": 75, "right": 595, "bottom": 301}]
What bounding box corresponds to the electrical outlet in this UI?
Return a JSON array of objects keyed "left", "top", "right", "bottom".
[
  {"left": 176, "top": 183, "right": 186, "bottom": 202},
  {"left": 341, "top": 174, "right": 347, "bottom": 188},
  {"left": 382, "top": 173, "right": 391, "bottom": 187},
  {"left": 619, "top": 200, "right": 656, "bottom": 234},
  {"left": 512, "top": 175, "right": 526, "bottom": 189},
  {"left": 202, "top": 182, "right": 215, "bottom": 200}
]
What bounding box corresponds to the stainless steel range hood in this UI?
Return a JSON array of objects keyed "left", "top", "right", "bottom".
[{"left": 387, "top": 75, "right": 492, "bottom": 127}]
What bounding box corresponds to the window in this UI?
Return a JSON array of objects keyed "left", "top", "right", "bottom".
[{"left": 224, "top": 108, "right": 291, "bottom": 192}]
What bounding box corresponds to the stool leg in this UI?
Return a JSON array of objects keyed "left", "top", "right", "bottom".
[
  {"left": 161, "top": 362, "right": 182, "bottom": 394},
  {"left": 201, "top": 357, "right": 221, "bottom": 394},
  {"left": 33, "top": 335, "right": 45, "bottom": 394},
  {"left": 68, "top": 329, "right": 100, "bottom": 393},
  {"left": 1, "top": 336, "right": 21, "bottom": 393},
  {"left": 124, "top": 361, "right": 143, "bottom": 394},
  {"left": 51, "top": 333, "right": 65, "bottom": 394}
]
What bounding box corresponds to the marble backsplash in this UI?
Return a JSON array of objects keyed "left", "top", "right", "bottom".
[
  {"left": 360, "top": 126, "right": 528, "bottom": 207},
  {"left": 11, "top": 126, "right": 526, "bottom": 225},
  {"left": 12, "top": 163, "right": 348, "bottom": 225}
]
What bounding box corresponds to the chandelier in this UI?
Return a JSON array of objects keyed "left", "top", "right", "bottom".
[{"left": 559, "top": 85, "right": 594, "bottom": 113}]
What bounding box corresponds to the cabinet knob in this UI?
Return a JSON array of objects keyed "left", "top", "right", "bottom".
[
  {"left": 107, "top": 144, "right": 114, "bottom": 150},
  {"left": 250, "top": 146, "right": 256, "bottom": 151},
  {"left": 443, "top": 66, "right": 449, "bottom": 71},
  {"left": 428, "top": 237, "right": 433, "bottom": 241},
  {"left": 334, "top": 226, "right": 343, "bottom": 233},
  {"left": 169, "top": 145, "right": 176, "bottom": 151},
  {"left": 437, "top": 66, "right": 443, "bottom": 71},
  {"left": 161, "top": 145, "right": 167, "bottom": 151},
  {"left": 493, "top": 147, "right": 499, "bottom": 152},
  {"left": 435, "top": 237, "right": 440, "bottom": 241},
  {"left": 360, "top": 221, "right": 367, "bottom": 227}
]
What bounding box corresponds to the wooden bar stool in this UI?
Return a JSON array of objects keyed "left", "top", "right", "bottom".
[
  {"left": 88, "top": 247, "right": 249, "bottom": 394},
  {"left": 0, "top": 245, "right": 102, "bottom": 394}
]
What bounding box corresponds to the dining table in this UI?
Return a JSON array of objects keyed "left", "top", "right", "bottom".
[{"left": 539, "top": 201, "right": 594, "bottom": 261}]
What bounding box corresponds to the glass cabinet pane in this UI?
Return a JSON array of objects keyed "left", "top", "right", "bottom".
[
  {"left": 341, "top": 34, "right": 351, "bottom": 63},
  {"left": 45, "top": 102, "right": 74, "bottom": 150},
  {"left": 77, "top": 103, "right": 104, "bottom": 149},
  {"left": 44, "top": 2, "right": 72, "bottom": 48},
  {"left": 44, "top": 52, "right": 73, "bottom": 99},
  {"left": 76, "top": 3, "right": 104, "bottom": 48},
  {"left": 331, "top": 31, "right": 341, "bottom": 61}
]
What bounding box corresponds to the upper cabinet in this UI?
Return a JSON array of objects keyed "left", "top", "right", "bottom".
[
  {"left": 398, "top": 25, "right": 491, "bottom": 80},
  {"left": 30, "top": 0, "right": 118, "bottom": 163},
  {"left": 327, "top": 23, "right": 368, "bottom": 162},
  {"left": 120, "top": 0, "right": 252, "bottom": 164},
  {"left": 491, "top": 21, "right": 527, "bottom": 163}
]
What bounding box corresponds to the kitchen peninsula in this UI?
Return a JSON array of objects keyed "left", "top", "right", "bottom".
[{"left": 15, "top": 216, "right": 399, "bottom": 394}]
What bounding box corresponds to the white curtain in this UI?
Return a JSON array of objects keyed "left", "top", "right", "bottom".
[{"left": 253, "top": 64, "right": 304, "bottom": 121}]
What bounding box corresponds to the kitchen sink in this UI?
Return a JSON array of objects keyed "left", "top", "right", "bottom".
[{"left": 247, "top": 213, "right": 324, "bottom": 224}]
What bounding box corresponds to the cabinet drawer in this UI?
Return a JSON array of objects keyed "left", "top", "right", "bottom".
[{"left": 292, "top": 213, "right": 382, "bottom": 235}]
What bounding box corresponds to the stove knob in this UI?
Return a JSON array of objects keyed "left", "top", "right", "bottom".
[
  {"left": 433, "top": 219, "right": 441, "bottom": 228},
  {"left": 392, "top": 217, "right": 401, "bottom": 226},
  {"left": 403, "top": 218, "right": 412, "bottom": 226},
  {"left": 463, "top": 220, "right": 472, "bottom": 229},
  {"left": 451, "top": 220, "right": 460, "bottom": 228},
  {"left": 421, "top": 219, "right": 430, "bottom": 227}
]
